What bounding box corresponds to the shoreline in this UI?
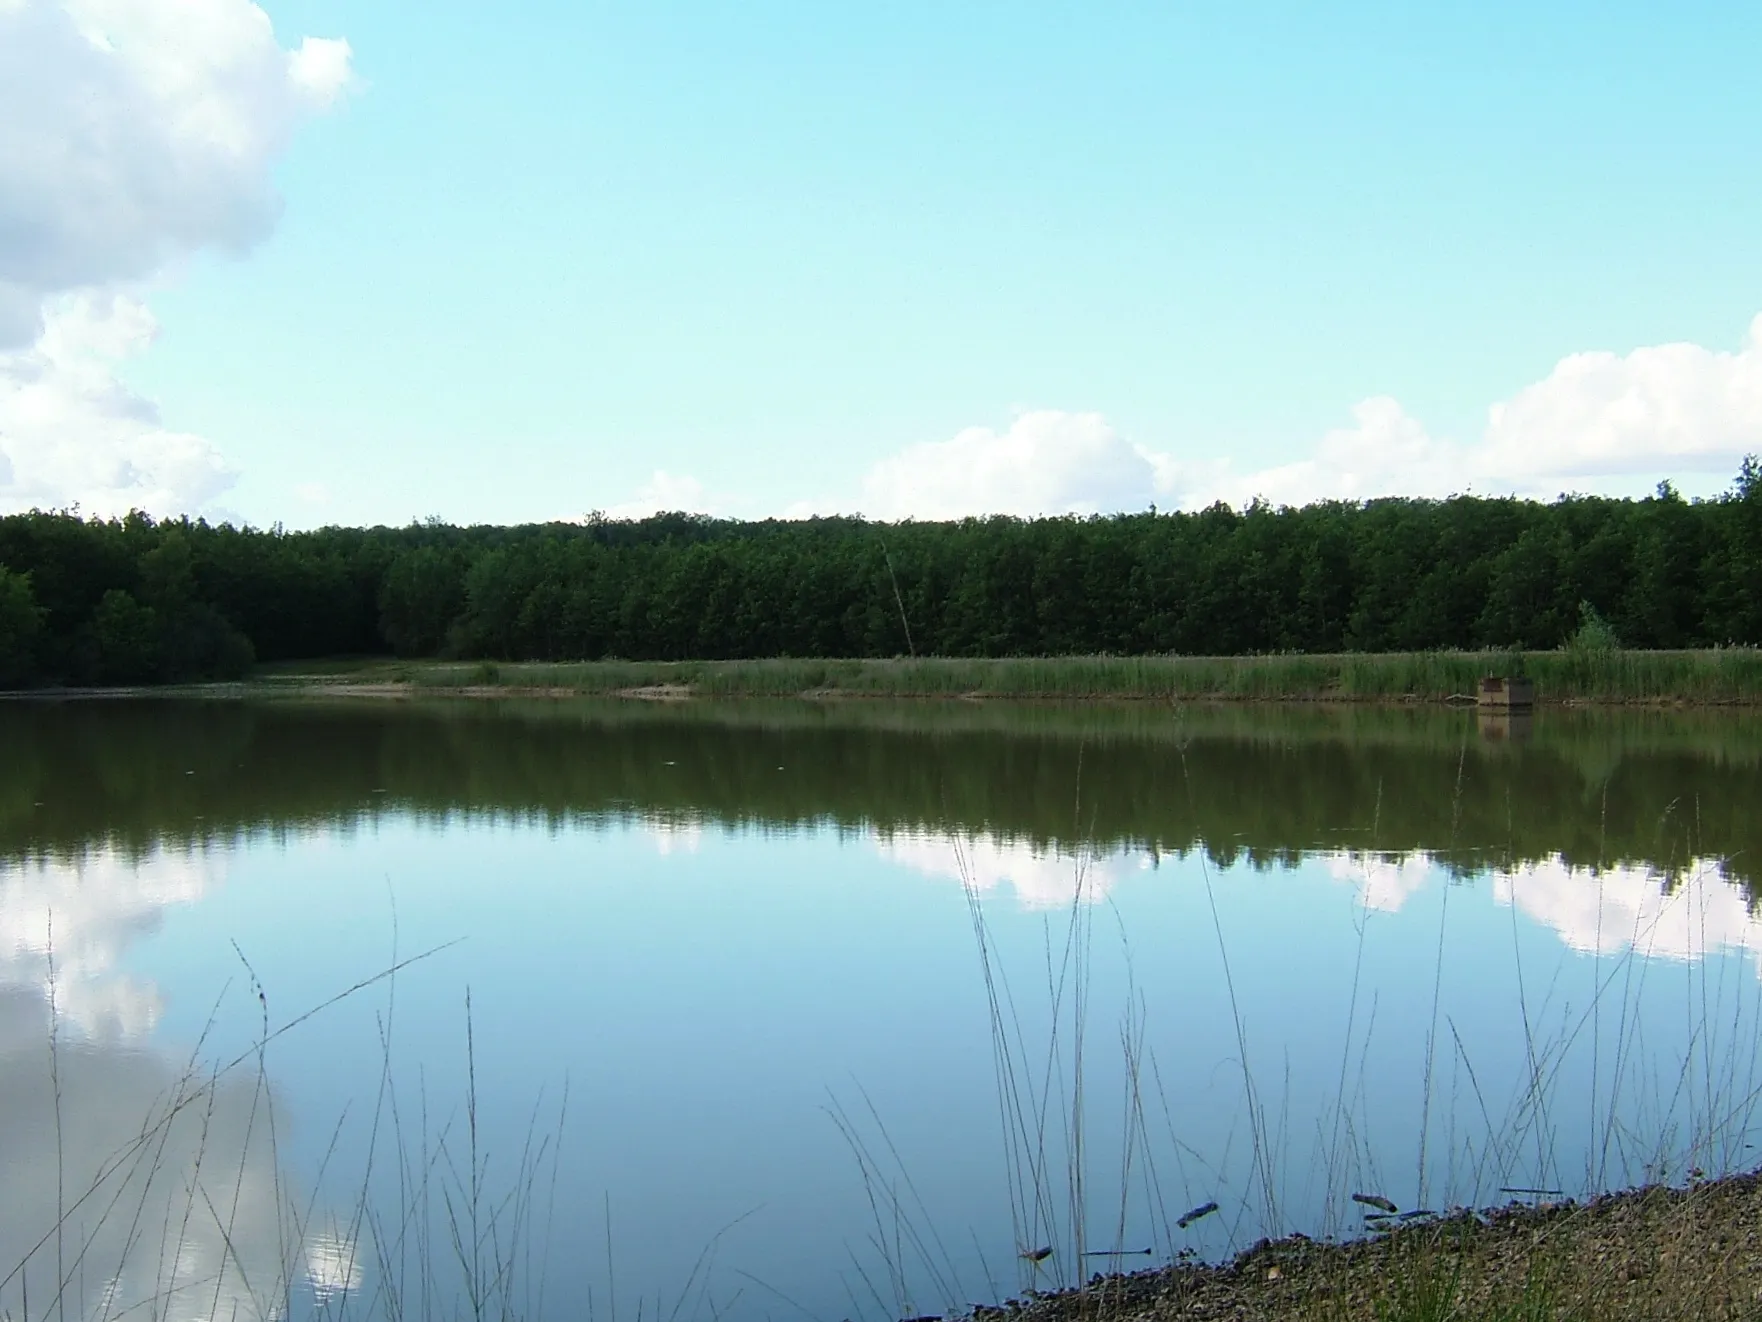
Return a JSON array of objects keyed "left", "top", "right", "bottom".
[
  {"left": 9, "top": 684, "right": 1762, "bottom": 709},
  {"left": 303, "top": 683, "right": 1753, "bottom": 707},
  {"left": 982, "top": 1170, "right": 1762, "bottom": 1321},
  {"left": 8, "top": 683, "right": 1762, "bottom": 707},
  {"left": 6, "top": 647, "right": 1762, "bottom": 706}
]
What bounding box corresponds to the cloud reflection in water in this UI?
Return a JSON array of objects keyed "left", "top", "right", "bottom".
[
  {"left": 0, "top": 847, "right": 221, "bottom": 1038},
  {"left": 0, "top": 847, "right": 362, "bottom": 1321},
  {"left": 1328, "top": 848, "right": 1762, "bottom": 974},
  {"left": 877, "top": 830, "right": 1762, "bottom": 980},
  {"left": 874, "top": 829, "right": 1152, "bottom": 909}
]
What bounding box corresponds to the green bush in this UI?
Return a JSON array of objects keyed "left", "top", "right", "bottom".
[{"left": 1569, "top": 600, "right": 1622, "bottom": 653}]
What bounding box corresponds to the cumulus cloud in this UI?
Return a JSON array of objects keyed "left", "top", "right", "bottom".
[
  {"left": 599, "top": 470, "right": 717, "bottom": 521},
  {"left": 1172, "top": 321, "right": 1762, "bottom": 510},
  {"left": 1477, "top": 319, "right": 1762, "bottom": 482},
  {"left": 861, "top": 410, "right": 1161, "bottom": 520},
  {"left": 1169, "top": 397, "right": 1468, "bottom": 509},
  {"left": 854, "top": 320, "right": 1762, "bottom": 520},
  {"left": 0, "top": 0, "right": 356, "bottom": 346},
  {"left": 289, "top": 35, "right": 356, "bottom": 106},
  {"left": 0, "top": 291, "right": 239, "bottom": 515},
  {"left": 0, "top": 0, "right": 352, "bottom": 515}
]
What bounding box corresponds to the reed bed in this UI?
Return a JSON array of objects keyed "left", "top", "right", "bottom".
[{"left": 388, "top": 649, "right": 1762, "bottom": 705}]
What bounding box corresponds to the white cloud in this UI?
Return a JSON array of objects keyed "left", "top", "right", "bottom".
[
  {"left": 289, "top": 35, "right": 356, "bottom": 107},
  {"left": 1168, "top": 320, "right": 1762, "bottom": 510},
  {"left": 1477, "top": 319, "right": 1762, "bottom": 481},
  {"left": 0, "top": 0, "right": 357, "bottom": 341},
  {"left": 860, "top": 410, "right": 1161, "bottom": 520},
  {"left": 0, "top": 0, "right": 352, "bottom": 515},
  {"left": 1174, "top": 397, "right": 1469, "bottom": 509},
  {"left": 0, "top": 291, "right": 239, "bottom": 515},
  {"left": 850, "top": 320, "right": 1762, "bottom": 520},
  {"left": 601, "top": 470, "right": 716, "bottom": 520}
]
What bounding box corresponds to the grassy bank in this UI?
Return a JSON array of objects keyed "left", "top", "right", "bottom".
[
  {"left": 250, "top": 647, "right": 1762, "bottom": 704},
  {"left": 996, "top": 1171, "right": 1762, "bottom": 1321}
]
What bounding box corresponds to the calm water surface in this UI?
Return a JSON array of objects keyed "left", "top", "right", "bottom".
[{"left": 5, "top": 697, "right": 1762, "bottom": 1322}]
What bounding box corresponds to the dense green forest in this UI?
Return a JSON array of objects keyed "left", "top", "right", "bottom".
[{"left": 0, "top": 461, "right": 1759, "bottom": 687}]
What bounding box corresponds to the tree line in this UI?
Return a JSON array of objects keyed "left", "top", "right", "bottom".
[{"left": 1, "top": 461, "right": 1759, "bottom": 686}]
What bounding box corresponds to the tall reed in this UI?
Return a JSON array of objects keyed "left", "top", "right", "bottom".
[
  {"left": 835, "top": 752, "right": 1762, "bottom": 1321},
  {"left": 392, "top": 648, "right": 1762, "bottom": 704}
]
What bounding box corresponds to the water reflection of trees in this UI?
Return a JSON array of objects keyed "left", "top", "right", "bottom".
[{"left": 3, "top": 697, "right": 1760, "bottom": 896}]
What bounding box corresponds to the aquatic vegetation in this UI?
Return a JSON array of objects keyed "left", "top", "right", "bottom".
[{"left": 397, "top": 646, "right": 1762, "bottom": 704}]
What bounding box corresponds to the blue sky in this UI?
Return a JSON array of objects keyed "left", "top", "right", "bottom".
[{"left": 4, "top": 1, "right": 1762, "bottom": 527}]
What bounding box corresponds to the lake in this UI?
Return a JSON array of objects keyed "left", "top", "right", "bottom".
[{"left": 4, "top": 696, "right": 1762, "bottom": 1322}]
